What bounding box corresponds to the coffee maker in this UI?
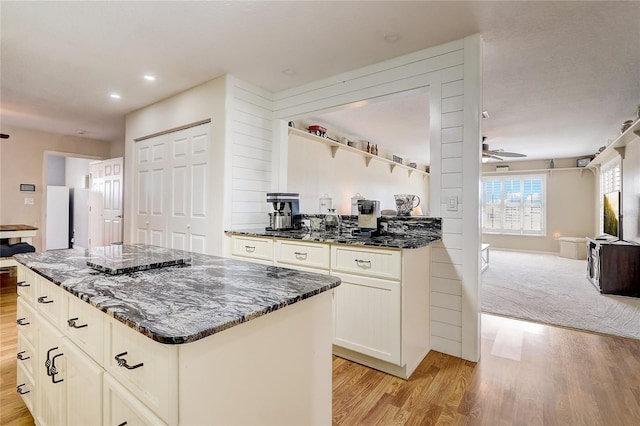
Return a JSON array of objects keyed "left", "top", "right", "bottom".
[
  {"left": 356, "top": 199, "right": 381, "bottom": 236},
  {"left": 266, "top": 193, "right": 301, "bottom": 231}
]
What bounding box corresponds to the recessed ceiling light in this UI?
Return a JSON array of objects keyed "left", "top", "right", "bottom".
[
  {"left": 144, "top": 75, "right": 156, "bottom": 81},
  {"left": 110, "top": 93, "right": 121, "bottom": 99},
  {"left": 384, "top": 33, "right": 402, "bottom": 44}
]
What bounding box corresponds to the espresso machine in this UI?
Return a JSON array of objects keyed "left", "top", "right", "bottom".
[
  {"left": 356, "top": 199, "right": 381, "bottom": 236},
  {"left": 266, "top": 193, "right": 301, "bottom": 231}
]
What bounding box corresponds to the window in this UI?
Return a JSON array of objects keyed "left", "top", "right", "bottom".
[
  {"left": 482, "top": 175, "right": 546, "bottom": 235},
  {"left": 599, "top": 158, "right": 621, "bottom": 234}
]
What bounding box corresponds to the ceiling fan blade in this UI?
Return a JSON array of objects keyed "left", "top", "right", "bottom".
[
  {"left": 483, "top": 152, "right": 503, "bottom": 161},
  {"left": 497, "top": 152, "right": 527, "bottom": 157}
]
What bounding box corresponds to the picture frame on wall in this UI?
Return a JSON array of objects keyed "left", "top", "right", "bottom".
[
  {"left": 576, "top": 157, "right": 593, "bottom": 168},
  {"left": 20, "top": 183, "right": 36, "bottom": 192}
]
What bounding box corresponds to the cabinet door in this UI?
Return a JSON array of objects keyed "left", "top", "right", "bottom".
[
  {"left": 103, "top": 373, "right": 166, "bottom": 426},
  {"left": 63, "top": 336, "right": 103, "bottom": 426},
  {"left": 16, "top": 265, "right": 35, "bottom": 304},
  {"left": 17, "top": 363, "right": 35, "bottom": 415},
  {"left": 36, "top": 317, "right": 66, "bottom": 426},
  {"left": 35, "top": 276, "right": 66, "bottom": 329},
  {"left": 17, "top": 297, "right": 37, "bottom": 346},
  {"left": 65, "top": 292, "right": 104, "bottom": 365},
  {"left": 333, "top": 272, "right": 401, "bottom": 365}
]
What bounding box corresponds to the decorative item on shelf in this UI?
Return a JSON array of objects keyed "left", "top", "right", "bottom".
[
  {"left": 577, "top": 157, "right": 593, "bottom": 167},
  {"left": 366, "top": 141, "right": 371, "bottom": 153},
  {"left": 408, "top": 162, "right": 417, "bottom": 169},
  {"left": 425, "top": 166, "right": 430, "bottom": 173},
  {"left": 307, "top": 125, "right": 327, "bottom": 137},
  {"left": 288, "top": 121, "right": 295, "bottom": 128},
  {"left": 347, "top": 140, "right": 359, "bottom": 149},
  {"left": 495, "top": 165, "right": 509, "bottom": 172},
  {"left": 372, "top": 144, "right": 378, "bottom": 155},
  {"left": 548, "top": 159, "right": 555, "bottom": 169},
  {"left": 621, "top": 120, "right": 634, "bottom": 134},
  {"left": 392, "top": 155, "right": 403, "bottom": 164},
  {"left": 340, "top": 137, "right": 348, "bottom": 145}
]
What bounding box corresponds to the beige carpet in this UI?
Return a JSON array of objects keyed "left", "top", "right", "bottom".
[{"left": 481, "top": 249, "right": 640, "bottom": 340}]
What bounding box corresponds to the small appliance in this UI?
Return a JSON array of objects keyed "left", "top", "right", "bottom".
[
  {"left": 356, "top": 199, "right": 380, "bottom": 236},
  {"left": 266, "top": 193, "right": 301, "bottom": 231}
]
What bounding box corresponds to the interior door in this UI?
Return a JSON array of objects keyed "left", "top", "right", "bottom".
[
  {"left": 135, "top": 136, "right": 169, "bottom": 247},
  {"left": 102, "top": 157, "right": 123, "bottom": 245},
  {"left": 167, "top": 124, "right": 210, "bottom": 254}
]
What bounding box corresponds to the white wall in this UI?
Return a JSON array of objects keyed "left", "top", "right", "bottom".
[
  {"left": 272, "top": 35, "right": 483, "bottom": 361},
  {"left": 287, "top": 134, "right": 428, "bottom": 214},
  {"left": 65, "top": 157, "right": 92, "bottom": 189},
  {"left": 47, "top": 155, "right": 66, "bottom": 185}
]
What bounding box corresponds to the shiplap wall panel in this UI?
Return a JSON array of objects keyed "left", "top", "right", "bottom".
[
  {"left": 431, "top": 277, "right": 463, "bottom": 295},
  {"left": 431, "top": 307, "right": 462, "bottom": 326},
  {"left": 228, "top": 77, "right": 274, "bottom": 231}
]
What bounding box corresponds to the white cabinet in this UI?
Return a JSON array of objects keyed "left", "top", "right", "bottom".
[
  {"left": 332, "top": 272, "right": 401, "bottom": 364},
  {"left": 134, "top": 123, "right": 212, "bottom": 254},
  {"left": 103, "top": 373, "right": 166, "bottom": 426},
  {"left": 230, "top": 235, "right": 274, "bottom": 265},
  {"left": 104, "top": 316, "right": 178, "bottom": 425}
]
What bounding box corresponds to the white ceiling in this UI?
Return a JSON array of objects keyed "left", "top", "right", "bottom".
[{"left": 2, "top": 1, "right": 639, "bottom": 163}]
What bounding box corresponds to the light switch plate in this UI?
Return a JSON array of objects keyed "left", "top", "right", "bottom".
[
  {"left": 447, "top": 195, "right": 458, "bottom": 211},
  {"left": 24, "top": 197, "right": 34, "bottom": 205}
]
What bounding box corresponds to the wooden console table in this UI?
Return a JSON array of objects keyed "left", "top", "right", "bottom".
[
  {"left": 0, "top": 224, "right": 38, "bottom": 268},
  {"left": 586, "top": 237, "right": 640, "bottom": 296}
]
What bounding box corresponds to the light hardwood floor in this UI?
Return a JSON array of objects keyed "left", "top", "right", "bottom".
[{"left": 2, "top": 273, "right": 640, "bottom": 425}]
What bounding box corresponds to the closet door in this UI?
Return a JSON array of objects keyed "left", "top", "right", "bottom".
[
  {"left": 135, "top": 135, "right": 169, "bottom": 247},
  {"left": 167, "top": 124, "right": 210, "bottom": 254}
]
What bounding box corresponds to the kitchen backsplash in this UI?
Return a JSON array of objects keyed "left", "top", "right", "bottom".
[{"left": 302, "top": 214, "right": 441, "bottom": 238}]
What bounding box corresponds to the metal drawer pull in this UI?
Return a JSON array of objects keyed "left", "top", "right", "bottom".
[
  {"left": 16, "top": 318, "right": 30, "bottom": 326},
  {"left": 17, "top": 281, "right": 30, "bottom": 287},
  {"left": 51, "top": 353, "right": 64, "bottom": 384},
  {"left": 244, "top": 245, "right": 256, "bottom": 252},
  {"left": 45, "top": 346, "right": 59, "bottom": 376},
  {"left": 355, "top": 259, "right": 372, "bottom": 266},
  {"left": 115, "top": 352, "right": 144, "bottom": 370},
  {"left": 37, "top": 296, "right": 54, "bottom": 304},
  {"left": 294, "top": 251, "right": 308, "bottom": 257},
  {"left": 117, "top": 422, "right": 128, "bottom": 426},
  {"left": 67, "top": 317, "right": 88, "bottom": 329},
  {"left": 17, "top": 351, "right": 30, "bottom": 361},
  {"left": 17, "top": 384, "right": 30, "bottom": 395}
]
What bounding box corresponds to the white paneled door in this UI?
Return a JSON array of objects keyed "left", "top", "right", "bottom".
[
  {"left": 89, "top": 157, "right": 124, "bottom": 247},
  {"left": 134, "top": 123, "right": 211, "bottom": 254}
]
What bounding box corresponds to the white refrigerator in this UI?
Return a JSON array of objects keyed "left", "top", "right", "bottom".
[{"left": 46, "top": 185, "right": 70, "bottom": 250}]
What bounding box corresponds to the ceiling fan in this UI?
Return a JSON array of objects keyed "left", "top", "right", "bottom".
[{"left": 482, "top": 137, "right": 526, "bottom": 161}]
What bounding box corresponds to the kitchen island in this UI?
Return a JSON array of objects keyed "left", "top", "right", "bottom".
[{"left": 15, "top": 244, "right": 340, "bottom": 425}]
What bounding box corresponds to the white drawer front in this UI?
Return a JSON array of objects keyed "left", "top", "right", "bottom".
[
  {"left": 231, "top": 235, "right": 273, "bottom": 263},
  {"left": 17, "top": 333, "right": 36, "bottom": 379},
  {"left": 17, "top": 363, "right": 35, "bottom": 414},
  {"left": 35, "top": 276, "right": 66, "bottom": 329},
  {"left": 104, "top": 317, "right": 178, "bottom": 425},
  {"left": 16, "top": 265, "right": 35, "bottom": 304},
  {"left": 17, "top": 297, "right": 37, "bottom": 345},
  {"left": 65, "top": 293, "right": 104, "bottom": 365},
  {"left": 275, "top": 240, "right": 330, "bottom": 271},
  {"left": 331, "top": 245, "right": 402, "bottom": 280},
  {"left": 104, "top": 373, "right": 167, "bottom": 426}
]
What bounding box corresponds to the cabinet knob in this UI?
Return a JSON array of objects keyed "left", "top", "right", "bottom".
[{"left": 115, "top": 352, "right": 144, "bottom": 370}]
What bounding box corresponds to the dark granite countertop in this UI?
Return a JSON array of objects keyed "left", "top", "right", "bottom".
[
  {"left": 15, "top": 244, "right": 340, "bottom": 345},
  {"left": 227, "top": 216, "right": 442, "bottom": 249}
]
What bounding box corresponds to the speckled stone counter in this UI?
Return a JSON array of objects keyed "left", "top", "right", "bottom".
[
  {"left": 14, "top": 244, "right": 341, "bottom": 344},
  {"left": 228, "top": 216, "right": 442, "bottom": 249}
]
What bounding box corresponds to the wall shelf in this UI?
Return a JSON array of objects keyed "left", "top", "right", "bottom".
[
  {"left": 483, "top": 167, "right": 594, "bottom": 176},
  {"left": 288, "top": 127, "right": 429, "bottom": 178},
  {"left": 587, "top": 117, "right": 640, "bottom": 168}
]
